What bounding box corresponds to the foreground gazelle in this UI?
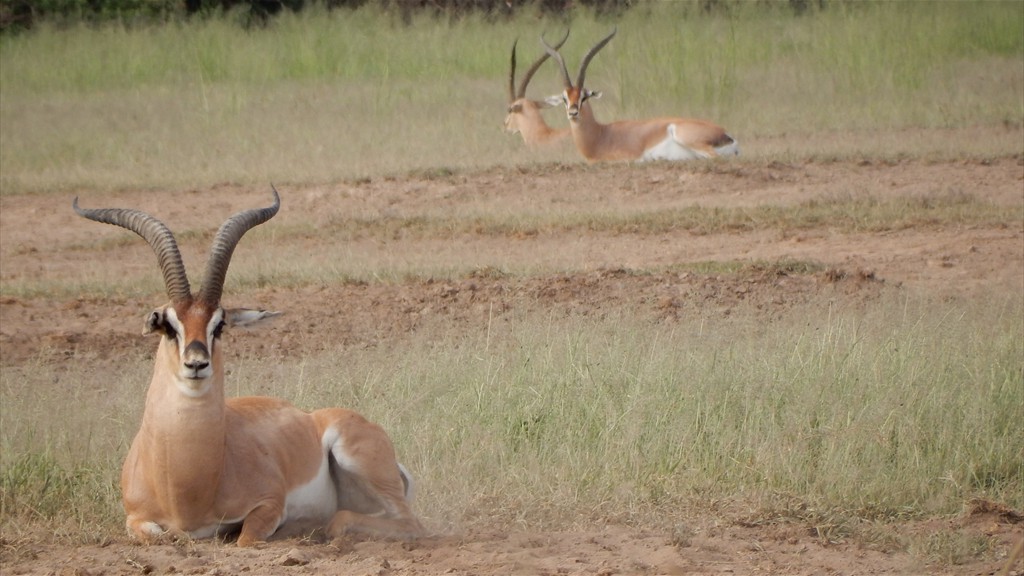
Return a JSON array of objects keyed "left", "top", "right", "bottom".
[
  {"left": 74, "top": 188, "right": 423, "bottom": 546},
  {"left": 542, "top": 29, "right": 739, "bottom": 162},
  {"left": 504, "top": 30, "right": 571, "bottom": 146}
]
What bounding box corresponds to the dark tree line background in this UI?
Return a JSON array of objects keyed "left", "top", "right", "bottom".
[{"left": 0, "top": 0, "right": 826, "bottom": 32}]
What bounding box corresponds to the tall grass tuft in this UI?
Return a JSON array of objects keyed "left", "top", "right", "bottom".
[{"left": 0, "top": 357, "right": 144, "bottom": 541}]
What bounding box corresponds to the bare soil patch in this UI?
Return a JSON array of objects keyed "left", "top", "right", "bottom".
[{"left": 1, "top": 157, "right": 1022, "bottom": 574}]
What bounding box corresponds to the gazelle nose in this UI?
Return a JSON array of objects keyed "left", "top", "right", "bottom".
[{"left": 183, "top": 341, "right": 210, "bottom": 372}]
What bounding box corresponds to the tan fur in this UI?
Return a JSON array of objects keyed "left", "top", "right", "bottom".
[
  {"left": 505, "top": 98, "right": 570, "bottom": 146},
  {"left": 544, "top": 30, "right": 737, "bottom": 163},
  {"left": 566, "top": 97, "right": 735, "bottom": 162},
  {"left": 76, "top": 191, "right": 423, "bottom": 546},
  {"left": 121, "top": 304, "right": 422, "bottom": 546}
]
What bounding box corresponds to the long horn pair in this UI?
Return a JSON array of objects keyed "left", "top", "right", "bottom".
[
  {"left": 542, "top": 27, "right": 617, "bottom": 90},
  {"left": 73, "top": 186, "right": 281, "bottom": 307},
  {"left": 509, "top": 29, "right": 570, "bottom": 101}
]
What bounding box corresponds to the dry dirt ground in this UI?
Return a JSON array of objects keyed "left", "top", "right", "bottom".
[{"left": 1, "top": 157, "right": 1023, "bottom": 575}]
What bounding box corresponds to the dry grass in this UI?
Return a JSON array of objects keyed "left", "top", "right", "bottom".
[
  {"left": 3, "top": 289, "right": 1022, "bottom": 547},
  {"left": 1, "top": 3, "right": 1021, "bottom": 194},
  {"left": 0, "top": 4, "right": 1022, "bottom": 568}
]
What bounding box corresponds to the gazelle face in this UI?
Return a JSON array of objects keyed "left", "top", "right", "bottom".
[
  {"left": 147, "top": 301, "right": 225, "bottom": 392},
  {"left": 541, "top": 27, "right": 615, "bottom": 125},
  {"left": 549, "top": 88, "right": 601, "bottom": 122},
  {"left": 563, "top": 88, "right": 583, "bottom": 120},
  {"left": 504, "top": 101, "right": 524, "bottom": 133},
  {"left": 74, "top": 187, "right": 280, "bottom": 398}
]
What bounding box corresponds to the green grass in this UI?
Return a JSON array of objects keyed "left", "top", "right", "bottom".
[{"left": 1, "top": 2, "right": 1022, "bottom": 194}]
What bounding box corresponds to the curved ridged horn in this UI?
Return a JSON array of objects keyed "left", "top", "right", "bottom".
[
  {"left": 198, "top": 186, "right": 281, "bottom": 307},
  {"left": 508, "top": 38, "right": 519, "bottom": 101},
  {"left": 540, "top": 32, "right": 573, "bottom": 90},
  {"left": 73, "top": 198, "right": 192, "bottom": 304},
  {"left": 513, "top": 28, "right": 569, "bottom": 100},
  {"left": 575, "top": 27, "right": 616, "bottom": 89}
]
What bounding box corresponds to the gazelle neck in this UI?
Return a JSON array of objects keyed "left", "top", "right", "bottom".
[
  {"left": 137, "top": 336, "right": 227, "bottom": 520},
  {"left": 512, "top": 100, "right": 566, "bottom": 145},
  {"left": 145, "top": 335, "right": 226, "bottom": 412},
  {"left": 568, "top": 102, "right": 607, "bottom": 160},
  {"left": 521, "top": 113, "right": 557, "bottom": 143}
]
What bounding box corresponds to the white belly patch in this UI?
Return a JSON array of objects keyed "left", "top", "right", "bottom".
[{"left": 282, "top": 453, "right": 336, "bottom": 528}]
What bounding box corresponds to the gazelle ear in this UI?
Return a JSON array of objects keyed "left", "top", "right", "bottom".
[
  {"left": 143, "top": 307, "right": 167, "bottom": 335},
  {"left": 225, "top": 308, "right": 281, "bottom": 328},
  {"left": 585, "top": 89, "right": 602, "bottom": 101},
  {"left": 543, "top": 94, "right": 563, "bottom": 107}
]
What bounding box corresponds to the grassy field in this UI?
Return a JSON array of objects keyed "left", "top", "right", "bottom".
[
  {"left": 1, "top": 1, "right": 1023, "bottom": 567},
  {"left": 2, "top": 285, "right": 1022, "bottom": 547},
  {"left": 0, "top": 1, "right": 1022, "bottom": 193}
]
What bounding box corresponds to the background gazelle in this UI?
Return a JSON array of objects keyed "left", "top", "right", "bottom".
[
  {"left": 504, "top": 30, "right": 571, "bottom": 146},
  {"left": 74, "top": 188, "right": 423, "bottom": 546},
  {"left": 542, "top": 28, "right": 739, "bottom": 162}
]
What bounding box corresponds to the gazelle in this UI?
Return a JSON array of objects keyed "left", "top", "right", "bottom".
[
  {"left": 504, "top": 30, "right": 571, "bottom": 146},
  {"left": 542, "top": 28, "right": 739, "bottom": 162},
  {"left": 74, "top": 188, "right": 423, "bottom": 546}
]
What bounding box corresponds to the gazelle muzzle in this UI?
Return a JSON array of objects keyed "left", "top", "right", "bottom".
[{"left": 183, "top": 340, "right": 211, "bottom": 378}]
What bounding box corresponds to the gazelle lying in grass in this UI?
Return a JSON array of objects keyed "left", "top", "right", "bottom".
[
  {"left": 74, "top": 188, "right": 423, "bottom": 546},
  {"left": 542, "top": 28, "right": 739, "bottom": 162},
  {"left": 504, "top": 30, "right": 571, "bottom": 146}
]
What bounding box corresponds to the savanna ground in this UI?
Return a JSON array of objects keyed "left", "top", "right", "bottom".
[
  {"left": 2, "top": 3, "right": 1024, "bottom": 574},
  {"left": 2, "top": 149, "right": 1023, "bottom": 575}
]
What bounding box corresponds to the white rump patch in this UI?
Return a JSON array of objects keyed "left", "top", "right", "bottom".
[
  {"left": 641, "top": 125, "right": 709, "bottom": 162},
  {"left": 398, "top": 462, "right": 416, "bottom": 502}
]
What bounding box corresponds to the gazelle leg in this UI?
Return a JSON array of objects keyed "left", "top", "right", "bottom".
[
  {"left": 328, "top": 507, "right": 423, "bottom": 541},
  {"left": 126, "top": 517, "right": 168, "bottom": 543},
  {"left": 315, "top": 408, "right": 425, "bottom": 540},
  {"left": 236, "top": 500, "right": 285, "bottom": 547}
]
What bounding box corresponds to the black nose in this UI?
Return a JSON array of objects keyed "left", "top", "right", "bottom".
[{"left": 184, "top": 341, "right": 210, "bottom": 372}]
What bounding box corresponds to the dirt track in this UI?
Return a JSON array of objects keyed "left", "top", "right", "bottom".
[{"left": 1, "top": 157, "right": 1022, "bottom": 574}]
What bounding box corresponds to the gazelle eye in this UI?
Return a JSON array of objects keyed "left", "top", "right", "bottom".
[
  {"left": 163, "top": 322, "right": 178, "bottom": 340},
  {"left": 213, "top": 320, "right": 225, "bottom": 339}
]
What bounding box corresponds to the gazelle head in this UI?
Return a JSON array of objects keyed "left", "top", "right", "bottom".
[
  {"left": 541, "top": 28, "right": 617, "bottom": 123},
  {"left": 504, "top": 29, "right": 569, "bottom": 134},
  {"left": 73, "top": 188, "right": 280, "bottom": 393}
]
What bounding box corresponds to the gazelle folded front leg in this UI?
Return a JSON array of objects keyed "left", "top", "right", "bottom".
[{"left": 236, "top": 499, "right": 287, "bottom": 547}]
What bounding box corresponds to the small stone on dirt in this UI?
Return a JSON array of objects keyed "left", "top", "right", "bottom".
[{"left": 277, "top": 548, "right": 310, "bottom": 566}]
